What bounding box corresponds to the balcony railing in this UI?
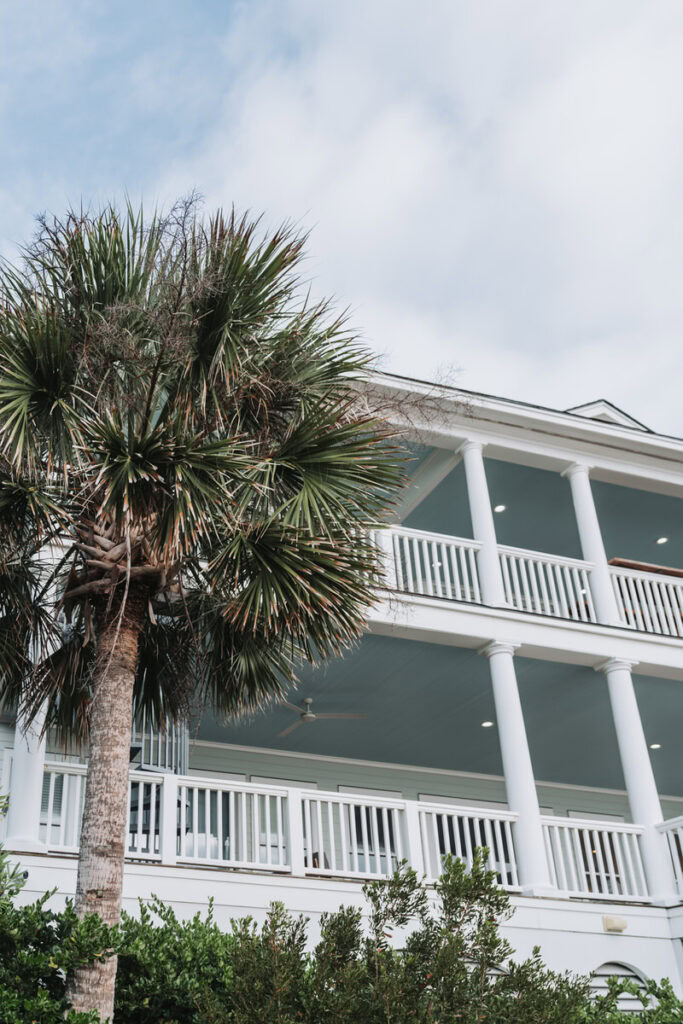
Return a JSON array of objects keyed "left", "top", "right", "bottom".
[
  {"left": 376, "top": 527, "right": 683, "bottom": 639},
  {"left": 16, "top": 759, "right": 679, "bottom": 904},
  {"left": 658, "top": 816, "right": 683, "bottom": 897},
  {"left": 499, "top": 546, "right": 596, "bottom": 623},
  {"left": 542, "top": 816, "right": 648, "bottom": 901},
  {"left": 419, "top": 802, "right": 519, "bottom": 888},
  {"left": 610, "top": 565, "right": 683, "bottom": 638},
  {"left": 380, "top": 526, "right": 482, "bottom": 603}
]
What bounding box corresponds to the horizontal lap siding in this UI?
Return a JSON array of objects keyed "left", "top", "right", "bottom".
[{"left": 188, "top": 745, "right": 683, "bottom": 823}]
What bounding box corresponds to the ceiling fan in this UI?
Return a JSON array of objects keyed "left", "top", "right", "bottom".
[{"left": 277, "top": 697, "right": 367, "bottom": 738}]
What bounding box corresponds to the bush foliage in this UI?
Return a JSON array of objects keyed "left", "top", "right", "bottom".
[{"left": 1, "top": 841, "right": 682, "bottom": 1022}]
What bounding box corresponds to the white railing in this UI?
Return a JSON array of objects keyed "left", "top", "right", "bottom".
[
  {"left": 41, "top": 762, "right": 165, "bottom": 860},
  {"left": 382, "top": 526, "right": 482, "bottom": 603},
  {"left": 131, "top": 710, "right": 189, "bottom": 775},
  {"left": 499, "top": 546, "right": 596, "bottom": 623},
  {"left": 419, "top": 803, "right": 520, "bottom": 889},
  {"left": 177, "top": 779, "right": 289, "bottom": 871},
  {"left": 658, "top": 816, "right": 683, "bottom": 897},
  {"left": 302, "top": 792, "right": 405, "bottom": 878},
  {"left": 17, "top": 762, "right": 665, "bottom": 905},
  {"left": 542, "top": 816, "right": 647, "bottom": 900},
  {"left": 610, "top": 566, "right": 683, "bottom": 638}
]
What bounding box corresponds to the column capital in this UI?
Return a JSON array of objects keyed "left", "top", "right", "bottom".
[
  {"left": 479, "top": 640, "right": 520, "bottom": 659},
  {"left": 561, "top": 461, "right": 593, "bottom": 480},
  {"left": 595, "top": 657, "right": 639, "bottom": 675},
  {"left": 456, "top": 439, "right": 485, "bottom": 457}
]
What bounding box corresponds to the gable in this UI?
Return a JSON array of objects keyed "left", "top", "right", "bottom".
[{"left": 565, "top": 399, "right": 650, "bottom": 431}]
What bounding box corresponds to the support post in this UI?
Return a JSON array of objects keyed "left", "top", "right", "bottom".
[
  {"left": 458, "top": 441, "right": 506, "bottom": 606},
  {"left": 375, "top": 529, "right": 397, "bottom": 590},
  {"left": 287, "top": 789, "right": 306, "bottom": 876},
  {"left": 481, "top": 641, "right": 553, "bottom": 895},
  {"left": 562, "top": 463, "right": 620, "bottom": 625},
  {"left": 403, "top": 801, "right": 426, "bottom": 877},
  {"left": 598, "top": 658, "right": 677, "bottom": 903},
  {"left": 5, "top": 703, "right": 48, "bottom": 852},
  {"left": 160, "top": 773, "right": 178, "bottom": 867}
]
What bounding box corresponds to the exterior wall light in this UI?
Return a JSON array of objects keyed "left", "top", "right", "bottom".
[
  {"left": 649, "top": 743, "right": 661, "bottom": 750},
  {"left": 481, "top": 721, "right": 494, "bottom": 728},
  {"left": 494, "top": 505, "right": 506, "bottom": 513},
  {"left": 656, "top": 537, "right": 669, "bottom": 544}
]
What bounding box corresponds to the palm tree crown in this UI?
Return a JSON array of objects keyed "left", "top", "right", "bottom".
[
  {"left": 0, "top": 200, "right": 401, "bottom": 1018},
  {"left": 0, "top": 201, "right": 400, "bottom": 732}
]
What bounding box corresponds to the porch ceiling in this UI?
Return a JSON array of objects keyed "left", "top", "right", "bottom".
[
  {"left": 198, "top": 636, "right": 683, "bottom": 797},
  {"left": 403, "top": 445, "right": 683, "bottom": 569}
]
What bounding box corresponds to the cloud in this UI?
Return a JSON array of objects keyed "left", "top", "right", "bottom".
[{"left": 2, "top": 0, "right": 682, "bottom": 433}]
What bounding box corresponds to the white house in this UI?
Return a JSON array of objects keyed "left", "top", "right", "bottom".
[{"left": 2, "top": 372, "right": 683, "bottom": 994}]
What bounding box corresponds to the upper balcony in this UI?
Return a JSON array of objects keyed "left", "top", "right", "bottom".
[{"left": 376, "top": 442, "right": 683, "bottom": 640}]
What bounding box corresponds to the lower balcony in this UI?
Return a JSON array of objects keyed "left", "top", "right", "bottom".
[{"left": 12, "top": 759, "right": 682, "bottom": 906}]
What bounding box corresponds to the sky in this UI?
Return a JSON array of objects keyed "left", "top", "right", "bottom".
[{"left": 2, "top": 1, "right": 682, "bottom": 435}]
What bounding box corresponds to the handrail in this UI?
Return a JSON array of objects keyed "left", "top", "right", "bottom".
[
  {"left": 387, "top": 525, "right": 481, "bottom": 549},
  {"left": 609, "top": 565, "right": 683, "bottom": 637},
  {"left": 541, "top": 815, "right": 648, "bottom": 900},
  {"left": 497, "top": 545, "right": 593, "bottom": 571},
  {"left": 25, "top": 763, "right": 662, "bottom": 904}
]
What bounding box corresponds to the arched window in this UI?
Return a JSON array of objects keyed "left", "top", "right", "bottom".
[{"left": 590, "top": 962, "right": 647, "bottom": 1013}]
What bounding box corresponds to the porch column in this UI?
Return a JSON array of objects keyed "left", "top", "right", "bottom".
[
  {"left": 598, "top": 658, "right": 677, "bottom": 902},
  {"left": 5, "top": 703, "right": 48, "bottom": 852},
  {"left": 480, "top": 641, "right": 552, "bottom": 894},
  {"left": 458, "top": 441, "right": 506, "bottom": 606},
  {"left": 562, "top": 463, "right": 620, "bottom": 625}
]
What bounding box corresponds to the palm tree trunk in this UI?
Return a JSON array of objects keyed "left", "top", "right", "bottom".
[{"left": 67, "top": 589, "right": 145, "bottom": 1021}]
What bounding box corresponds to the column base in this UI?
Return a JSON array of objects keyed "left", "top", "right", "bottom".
[
  {"left": 520, "top": 883, "right": 558, "bottom": 899},
  {"left": 3, "top": 836, "right": 48, "bottom": 854},
  {"left": 650, "top": 893, "right": 682, "bottom": 909}
]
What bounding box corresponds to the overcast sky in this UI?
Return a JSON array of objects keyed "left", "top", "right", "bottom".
[{"left": 2, "top": 1, "right": 682, "bottom": 434}]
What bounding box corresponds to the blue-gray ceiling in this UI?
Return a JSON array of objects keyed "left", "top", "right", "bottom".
[
  {"left": 198, "top": 635, "right": 683, "bottom": 796},
  {"left": 592, "top": 479, "right": 683, "bottom": 570}
]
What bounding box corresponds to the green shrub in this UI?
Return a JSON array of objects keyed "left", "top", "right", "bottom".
[{"left": 1, "top": 837, "right": 682, "bottom": 1022}]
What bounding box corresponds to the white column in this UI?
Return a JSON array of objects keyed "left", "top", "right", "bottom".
[
  {"left": 598, "top": 658, "right": 677, "bottom": 902},
  {"left": 481, "top": 641, "right": 553, "bottom": 894},
  {"left": 562, "top": 463, "right": 620, "bottom": 625},
  {"left": 458, "top": 441, "right": 506, "bottom": 606},
  {"left": 5, "top": 703, "right": 48, "bottom": 852}
]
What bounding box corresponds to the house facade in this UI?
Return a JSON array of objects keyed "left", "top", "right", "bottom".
[{"left": 2, "top": 373, "right": 683, "bottom": 992}]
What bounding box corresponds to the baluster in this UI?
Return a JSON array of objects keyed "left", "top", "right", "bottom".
[
  {"left": 553, "top": 565, "right": 570, "bottom": 618},
  {"left": 402, "top": 537, "right": 415, "bottom": 592},
  {"left": 527, "top": 560, "right": 542, "bottom": 615},
  {"left": 449, "top": 544, "right": 462, "bottom": 599},
  {"left": 441, "top": 542, "right": 452, "bottom": 598},
  {"left": 499, "top": 553, "right": 513, "bottom": 605},
  {"left": 570, "top": 567, "right": 587, "bottom": 621},
  {"left": 467, "top": 547, "right": 481, "bottom": 602}
]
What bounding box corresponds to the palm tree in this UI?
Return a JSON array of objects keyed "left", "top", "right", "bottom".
[{"left": 0, "top": 200, "right": 401, "bottom": 1019}]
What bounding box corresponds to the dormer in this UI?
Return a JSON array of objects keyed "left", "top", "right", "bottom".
[{"left": 565, "top": 399, "right": 650, "bottom": 432}]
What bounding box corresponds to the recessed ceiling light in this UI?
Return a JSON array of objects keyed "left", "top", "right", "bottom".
[
  {"left": 650, "top": 743, "right": 662, "bottom": 750},
  {"left": 656, "top": 537, "right": 669, "bottom": 545},
  {"left": 481, "top": 720, "right": 494, "bottom": 728},
  {"left": 494, "top": 505, "right": 506, "bottom": 513}
]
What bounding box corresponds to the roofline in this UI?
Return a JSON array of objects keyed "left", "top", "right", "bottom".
[{"left": 368, "top": 370, "right": 683, "bottom": 446}]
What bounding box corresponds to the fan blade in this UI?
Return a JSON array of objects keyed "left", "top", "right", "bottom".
[
  {"left": 278, "top": 720, "right": 303, "bottom": 738},
  {"left": 281, "top": 700, "right": 304, "bottom": 714},
  {"left": 315, "top": 713, "right": 367, "bottom": 720}
]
